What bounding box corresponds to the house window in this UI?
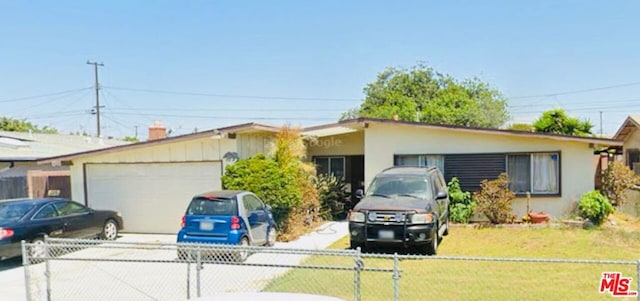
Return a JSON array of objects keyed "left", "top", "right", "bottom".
[
  {"left": 628, "top": 149, "right": 640, "bottom": 175},
  {"left": 314, "top": 157, "right": 345, "bottom": 180},
  {"left": 507, "top": 152, "right": 560, "bottom": 195},
  {"left": 394, "top": 155, "right": 445, "bottom": 173}
]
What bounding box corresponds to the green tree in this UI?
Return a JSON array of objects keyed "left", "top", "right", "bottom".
[
  {"left": 532, "top": 109, "right": 593, "bottom": 136},
  {"left": 123, "top": 136, "right": 140, "bottom": 142},
  {"left": 353, "top": 63, "right": 509, "bottom": 128},
  {"left": 0, "top": 116, "right": 58, "bottom": 133}
]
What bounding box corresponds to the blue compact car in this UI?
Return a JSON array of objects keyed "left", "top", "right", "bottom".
[{"left": 176, "top": 190, "right": 277, "bottom": 262}]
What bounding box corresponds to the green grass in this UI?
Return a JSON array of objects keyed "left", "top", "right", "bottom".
[{"left": 264, "top": 221, "right": 640, "bottom": 300}]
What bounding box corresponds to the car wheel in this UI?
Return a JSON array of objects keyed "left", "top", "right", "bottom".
[
  {"left": 443, "top": 214, "right": 449, "bottom": 236},
  {"left": 29, "top": 237, "right": 47, "bottom": 261},
  {"left": 424, "top": 228, "right": 438, "bottom": 256},
  {"left": 266, "top": 227, "right": 277, "bottom": 247},
  {"left": 177, "top": 246, "right": 192, "bottom": 261},
  {"left": 233, "top": 237, "right": 250, "bottom": 262},
  {"left": 349, "top": 240, "right": 365, "bottom": 252},
  {"left": 101, "top": 219, "right": 119, "bottom": 240}
]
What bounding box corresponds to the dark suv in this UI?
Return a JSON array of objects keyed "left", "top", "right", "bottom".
[{"left": 348, "top": 166, "right": 450, "bottom": 255}]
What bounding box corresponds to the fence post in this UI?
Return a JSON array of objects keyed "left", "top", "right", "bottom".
[
  {"left": 196, "top": 248, "right": 202, "bottom": 298},
  {"left": 636, "top": 260, "right": 639, "bottom": 301},
  {"left": 393, "top": 253, "right": 400, "bottom": 301},
  {"left": 354, "top": 247, "right": 363, "bottom": 301},
  {"left": 22, "top": 241, "right": 32, "bottom": 301},
  {"left": 45, "top": 241, "right": 51, "bottom": 301},
  {"left": 186, "top": 260, "right": 191, "bottom": 300}
]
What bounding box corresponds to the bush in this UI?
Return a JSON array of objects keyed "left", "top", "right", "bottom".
[
  {"left": 473, "top": 173, "right": 516, "bottom": 224},
  {"left": 578, "top": 190, "right": 614, "bottom": 226},
  {"left": 222, "top": 154, "right": 301, "bottom": 226},
  {"left": 447, "top": 177, "right": 475, "bottom": 223},
  {"left": 315, "top": 174, "right": 350, "bottom": 220},
  {"left": 601, "top": 160, "right": 640, "bottom": 206}
]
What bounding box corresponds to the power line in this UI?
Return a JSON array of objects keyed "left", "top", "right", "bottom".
[
  {"left": 0, "top": 87, "right": 92, "bottom": 103},
  {"left": 107, "top": 107, "right": 346, "bottom": 112},
  {"left": 113, "top": 111, "right": 338, "bottom": 121},
  {"left": 507, "top": 81, "right": 640, "bottom": 100},
  {"left": 102, "top": 85, "right": 361, "bottom": 102}
]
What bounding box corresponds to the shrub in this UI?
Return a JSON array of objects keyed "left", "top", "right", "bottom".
[
  {"left": 578, "top": 190, "right": 614, "bottom": 226},
  {"left": 223, "top": 126, "right": 321, "bottom": 241},
  {"left": 601, "top": 160, "right": 640, "bottom": 206},
  {"left": 447, "top": 177, "right": 475, "bottom": 223},
  {"left": 222, "top": 154, "right": 300, "bottom": 226},
  {"left": 315, "top": 174, "right": 350, "bottom": 220},
  {"left": 473, "top": 173, "right": 516, "bottom": 224}
]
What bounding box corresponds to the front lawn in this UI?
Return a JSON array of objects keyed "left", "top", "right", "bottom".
[{"left": 265, "top": 214, "right": 640, "bottom": 300}]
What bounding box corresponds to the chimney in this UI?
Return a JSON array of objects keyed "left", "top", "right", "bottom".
[{"left": 148, "top": 120, "right": 167, "bottom": 141}]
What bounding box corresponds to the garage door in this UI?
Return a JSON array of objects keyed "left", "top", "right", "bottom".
[{"left": 86, "top": 162, "right": 222, "bottom": 234}]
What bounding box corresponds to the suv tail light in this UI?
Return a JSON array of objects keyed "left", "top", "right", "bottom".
[
  {"left": 231, "top": 216, "right": 241, "bottom": 230},
  {"left": 180, "top": 216, "right": 186, "bottom": 228},
  {"left": 0, "top": 228, "right": 14, "bottom": 239}
]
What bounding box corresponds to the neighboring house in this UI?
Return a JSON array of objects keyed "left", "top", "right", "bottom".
[
  {"left": 38, "top": 122, "right": 279, "bottom": 234},
  {"left": 304, "top": 118, "right": 622, "bottom": 220},
  {"left": 0, "top": 130, "right": 128, "bottom": 199},
  {"left": 612, "top": 115, "right": 640, "bottom": 173},
  {"left": 37, "top": 118, "right": 621, "bottom": 234}
]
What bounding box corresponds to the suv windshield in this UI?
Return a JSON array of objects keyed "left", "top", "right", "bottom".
[
  {"left": 367, "top": 176, "right": 432, "bottom": 199},
  {"left": 0, "top": 202, "right": 35, "bottom": 221},
  {"left": 187, "top": 197, "right": 237, "bottom": 215}
]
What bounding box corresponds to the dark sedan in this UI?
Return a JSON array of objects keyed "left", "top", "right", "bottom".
[{"left": 0, "top": 197, "right": 124, "bottom": 260}]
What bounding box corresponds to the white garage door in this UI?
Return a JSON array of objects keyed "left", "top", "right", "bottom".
[{"left": 86, "top": 162, "right": 222, "bottom": 234}]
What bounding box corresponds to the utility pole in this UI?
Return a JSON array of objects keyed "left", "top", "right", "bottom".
[
  {"left": 87, "top": 61, "right": 104, "bottom": 137},
  {"left": 599, "top": 111, "right": 603, "bottom": 136}
]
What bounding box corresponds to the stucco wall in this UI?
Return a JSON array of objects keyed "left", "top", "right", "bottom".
[
  {"left": 67, "top": 137, "right": 236, "bottom": 204},
  {"left": 307, "top": 131, "right": 364, "bottom": 157},
  {"left": 363, "top": 123, "right": 597, "bottom": 218}
]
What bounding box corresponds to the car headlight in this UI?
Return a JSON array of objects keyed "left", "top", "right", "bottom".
[
  {"left": 411, "top": 213, "right": 434, "bottom": 224},
  {"left": 349, "top": 211, "right": 365, "bottom": 223}
]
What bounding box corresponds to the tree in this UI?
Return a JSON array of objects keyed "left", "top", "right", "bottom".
[
  {"left": 123, "top": 136, "right": 140, "bottom": 142},
  {"left": 0, "top": 116, "right": 58, "bottom": 134},
  {"left": 352, "top": 63, "right": 509, "bottom": 128},
  {"left": 532, "top": 109, "right": 593, "bottom": 136},
  {"left": 339, "top": 108, "right": 360, "bottom": 121}
]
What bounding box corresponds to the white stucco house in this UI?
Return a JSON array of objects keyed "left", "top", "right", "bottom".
[
  {"left": 37, "top": 118, "right": 621, "bottom": 234},
  {"left": 306, "top": 118, "right": 621, "bottom": 221}
]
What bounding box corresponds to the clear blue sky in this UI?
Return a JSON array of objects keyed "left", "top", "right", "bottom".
[{"left": 1, "top": 1, "right": 639, "bottom": 139}]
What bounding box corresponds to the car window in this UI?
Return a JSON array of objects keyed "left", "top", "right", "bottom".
[
  {"left": 188, "top": 197, "right": 236, "bottom": 215},
  {"left": 33, "top": 204, "right": 59, "bottom": 219},
  {"left": 247, "top": 195, "right": 264, "bottom": 211},
  {"left": 54, "top": 201, "right": 89, "bottom": 216},
  {"left": 368, "top": 176, "right": 433, "bottom": 199},
  {"left": 0, "top": 202, "right": 35, "bottom": 221}
]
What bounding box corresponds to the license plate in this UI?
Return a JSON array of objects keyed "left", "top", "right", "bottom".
[
  {"left": 200, "top": 221, "right": 214, "bottom": 231},
  {"left": 378, "top": 230, "right": 394, "bottom": 239}
]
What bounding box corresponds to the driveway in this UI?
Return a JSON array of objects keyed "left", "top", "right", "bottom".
[{"left": 0, "top": 221, "right": 348, "bottom": 301}]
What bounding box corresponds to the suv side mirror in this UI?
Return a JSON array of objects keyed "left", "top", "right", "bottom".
[
  {"left": 355, "top": 189, "right": 364, "bottom": 199},
  {"left": 436, "top": 191, "right": 448, "bottom": 200}
]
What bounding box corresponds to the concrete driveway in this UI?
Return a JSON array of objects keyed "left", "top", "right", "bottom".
[{"left": 0, "top": 221, "right": 348, "bottom": 301}]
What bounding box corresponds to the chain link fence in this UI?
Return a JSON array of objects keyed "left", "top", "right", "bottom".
[{"left": 22, "top": 237, "right": 640, "bottom": 301}]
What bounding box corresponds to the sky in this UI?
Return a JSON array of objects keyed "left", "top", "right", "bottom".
[{"left": 1, "top": 1, "right": 639, "bottom": 140}]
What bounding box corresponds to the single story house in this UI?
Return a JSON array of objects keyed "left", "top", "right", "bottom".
[
  {"left": 38, "top": 122, "right": 279, "bottom": 234},
  {"left": 304, "top": 118, "right": 621, "bottom": 221},
  {"left": 0, "top": 130, "right": 128, "bottom": 199},
  {"left": 38, "top": 118, "right": 622, "bottom": 233}
]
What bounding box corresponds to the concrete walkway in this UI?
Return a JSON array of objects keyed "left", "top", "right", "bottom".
[{"left": 0, "top": 221, "right": 348, "bottom": 301}]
